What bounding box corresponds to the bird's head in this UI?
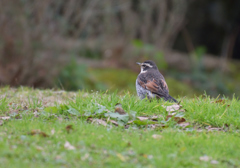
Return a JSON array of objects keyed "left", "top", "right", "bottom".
[{"left": 136, "top": 60, "right": 158, "bottom": 73}]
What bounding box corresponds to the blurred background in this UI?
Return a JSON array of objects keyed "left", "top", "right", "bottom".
[{"left": 0, "top": 0, "right": 240, "bottom": 98}]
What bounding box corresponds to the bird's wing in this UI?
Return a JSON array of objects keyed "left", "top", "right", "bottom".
[{"left": 137, "top": 78, "right": 169, "bottom": 97}]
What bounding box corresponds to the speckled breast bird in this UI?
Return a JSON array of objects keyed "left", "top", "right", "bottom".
[{"left": 136, "top": 60, "right": 177, "bottom": 102}]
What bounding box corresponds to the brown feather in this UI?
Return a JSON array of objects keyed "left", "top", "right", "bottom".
[
  {"left": 160, "top": 79, "right": 169, "bottom": 92},
  {"left": 138, "top": 78, "right": 169, "bottom": 98}
]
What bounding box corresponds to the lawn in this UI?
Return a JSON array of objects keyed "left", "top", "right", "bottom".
[{"left": 0, "top": 87, "right": 240, "bottom": 168}]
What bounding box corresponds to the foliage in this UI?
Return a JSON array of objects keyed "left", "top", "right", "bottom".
[
  {"left": 57, "top": 59, "right": 106, "bottom": 91},
  {"left": 77, "top": 47, "right": 102, "bottom": 59},
  {"left": 132, "top": 39, "right": 168, "bottom": 70},
  {"left": 173, "top": 46, "right": 232, "bottom": 97}
]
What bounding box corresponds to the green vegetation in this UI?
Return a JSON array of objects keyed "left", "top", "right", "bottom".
[{"left": 0, "top": 87, "right": 240, "bottom": 167}]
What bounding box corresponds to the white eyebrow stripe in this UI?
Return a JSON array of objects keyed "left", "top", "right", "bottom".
[{"left": 143, "top": 63, "right": 153, "bottom": 67}]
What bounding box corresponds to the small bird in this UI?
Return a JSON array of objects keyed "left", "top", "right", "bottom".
[{"left": 136, "top": 60, "right": 177, "bottom": 102}]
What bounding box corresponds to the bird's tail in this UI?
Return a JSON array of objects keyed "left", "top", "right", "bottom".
[{"left": 164, "top": 95, "right": 178, "bottom": 103}]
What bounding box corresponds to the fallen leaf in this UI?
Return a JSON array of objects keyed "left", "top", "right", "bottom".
[
  {"left": 214, "top": 99, "right": 226, "bottom": 104},
  {"left": 88, "top": 118, "right": 107, "bottom": 126},
  {"left": 115, "top": 103, "right": 127, "bottom": 115},
  {"left": 0, "top": 120, "right": 3, "bottom": 126},
  {"left": 64, "top": 141, "right": 75, "bottom": 150},
  {"left": 137, "top": 116, "right": 149, "bottom": 121},
  {"left": 148, "top": 155, "right": 153, "bottom": 159},
  {"left": 152, "top": 134, "right": 162, "bottom": 139},
  {"left": 36, "top": 146, "right": 43, "bottom": 151},
  {"left": 166, "top": 115, "right": 186, "bottom": 124},
  {"left": 206, "top": 126, "right": 222, "bottom": 131},
  {"left": 200, "top": 155, "right": 210, "bottom": 162},
  {"left": 162, "top": 104, "right": 182, "bottom": 112},
  {"left": 33, "top": 111, "right": 39, "bottom": 117},
  {"left": 151, "top": 115, "right": 164, "bottom": 119},
  {"left": 109, "top": 120, "right": 118, "bottom": 126},
  {"left": 51, "top": 129, "right": 55, "bottom": 135},
  {"left": 65, "top": 125, "right": 73, "bottom": 133},
  {"left": 28, "top": 130, "right": 49, "bottom": 137},
  {"left": 116, "top": 153, "right": 126, "bottom": 162},
  {"left": 0, "top": 116, "right": 10, "bottom": 120},
  {"left": 148, "top": 124, "right": 165, "bottom": 129},
  {"left": 211, "top": 160, "right": 219, "bottom": 164},
  {"left": 127, "top": 120, "right": 134, "bottom": 124},
  {"left": 55, "top": 155, "right": 62, "bottom": 160},
  {"left": 8, "top": 109, "right": 19, "bottom": 115},
  {"left": 81, "top": 153, "right": 90, "bottom": 161},
  {"left": 141, "top": 154, "right": 148, "bottom": 158},
  {"left": 178, "top": 109, "right": 186, "bottom": 112},
  {"left": 178, "top": 122, "right": 190, "bottom": 128}
]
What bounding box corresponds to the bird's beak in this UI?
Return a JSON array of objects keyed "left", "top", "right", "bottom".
[{"left": 136, "top": 62, "right": 142, "bottom": 66}]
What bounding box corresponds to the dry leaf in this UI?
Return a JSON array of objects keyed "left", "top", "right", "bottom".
[
  {"left": 199, "top": 155, "right": 210, "bottom": 162},
  {"left": 0, "top": 116, "right": 10, "bottom": 120},
  {"left": 148, "top": 124, "right": 165, "bottom": 129},
  {"left": 115, "top": 103, "right": 127, "bottom": 115},
  {"left": 137, "top": 116, "right": 149, "bottom": 121},
  {"left": 81, "top": 153, "right": 90, "bottom": 161},
  {"left": 211, "top": 160, "right": 219, "bottom": 164},
  {"left": 0, "top": 120, "right": 3, "bottom": 126},
  {"left": 8, "top": 109, "right": 19, "bottom": 115},
  {"left": 66, "top": 125, "right": 73, "bottom": 133},
  {"left": 36, "top": 146, "right": 43, "bottom": 151},
  {"left": 166, "top": 115, "right": 186, "bottom": 124},
  {"left": 151, "top": 115, "right": 163, "bottom": 119},
  {"left": 141, "top": 154, "right": 148, "bottom": 158},
  {"left": 178, "top": 122, "right": 190, "bottom": 128},
  {"left": 178, "top": 109, "right": 186, "bottom": 112},
  {"left": 33, "top": 111, "right": 39, "bottom": 117},
  {"left": 116, "top": 153, "right": 126, "bottom": 162},
  {"left": 28, "top": 130, "right": 49, "bottom": 137},
  {"left": 212, "top": 99, "right": 230, "bottom": 107},
  {"left": 127, "top": 120, "right": 134, "bottom": 124},
  {"left": 51, "top": 129, "right": 55, "bottom": 135},
  {"left": 206, "top": 126, "right": 222, "bottom": 131},
  {"left": 64, "top": 141, "right": 76, "bottom": 150},
  {"left": 162, "top": 104, "right": 182, "bottom": 112},
  {"left": 109, "top": 120, "right": 118, "bottom": 126},
  {"left": 152, "top": 134, "right": 162, "bottom": 139},
  {"left": 55, "top": 155, "right": 62, "bottom": 160},
  {"left": 88, "top": 118, "right": 107, "bottom": 126},
  {"left": 214, "top": 99, "right": 226, "bottom": 104}
]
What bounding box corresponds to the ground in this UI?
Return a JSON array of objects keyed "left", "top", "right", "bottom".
[{"left": 0, "top": 87, "right": 240, "bottom": 168}]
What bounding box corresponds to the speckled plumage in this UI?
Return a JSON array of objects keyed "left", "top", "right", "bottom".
[{"left": 136, "top": 60, "right": 177, "bottom": 102}]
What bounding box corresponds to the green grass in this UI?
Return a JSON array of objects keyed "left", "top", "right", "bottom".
[{"left": 0, "top": 87, "right": 240, "bottom": 168}]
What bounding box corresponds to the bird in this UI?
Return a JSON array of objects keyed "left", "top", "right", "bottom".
[{"left": 136, "top": 60, "right": 177, "bottom": 103}]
